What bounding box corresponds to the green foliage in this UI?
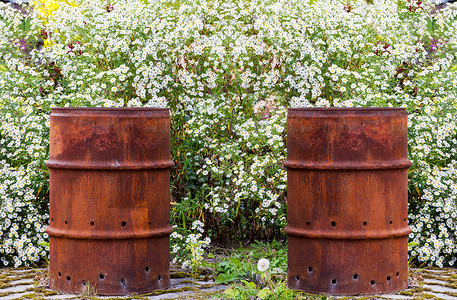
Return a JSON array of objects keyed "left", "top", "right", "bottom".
[
  {"left": 215, "top": 241, "right": 288, "bottom": 284},
  {"left": 217, "top": 242, "right": 327, "bottom": 299},
  {"left": 216, "top": 255, "right": 251, "bottom": 284}
]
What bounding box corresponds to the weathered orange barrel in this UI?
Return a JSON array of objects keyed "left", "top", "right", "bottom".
[
  {"left": 46, "top": 107, "right": 174, "bottom": 295},
  {"left": 284, "top": 108, "right": 411, "bottom": 296}
]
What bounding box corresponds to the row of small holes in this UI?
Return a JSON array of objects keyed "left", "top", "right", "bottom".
[
  {"left": 54, "top": 220, "right": 129, "bottom": 226},
  {"left": 58, "top": 269, "right": 161, "bottom": 284},
  {"left": 51, "top": 220, "right": 157, "bottom": 226},
  {"left": 55, "top": 218, "right": 410, "bottom": 227},
  {"left": 296, "top": 270, "right": 400, "bottom": 285},
  {"left": 305, "top": 219, "right": 407, "bottom": 226}
]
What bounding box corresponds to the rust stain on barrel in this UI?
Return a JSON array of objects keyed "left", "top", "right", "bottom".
[
  {"left": 46, "top": 107, "right": 174, "bottom": 295},
  {"left": 284, "top": 108, "right": 411, "bottom": 296}
]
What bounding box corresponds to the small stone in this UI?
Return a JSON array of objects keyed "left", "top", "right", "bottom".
[
  {"left": 6, "top": 279, "right": 33, "bottom": 285},
  {"left": 423, "top": 278, "right": 450, "bottom": 285},
  {"left": 423, "top": 292, "right": 457, "bottom": 300},
  {"left": 0, "top": 292, "right": 35, "bottom": 300},
  {"left": 44, "top": 295, "right": 74, "bottom": 300},
  {"left": 423, "top": 284, "right": 457, "bottom": 294},
  {"left": 0, "top": 284, "right": 34, "bottom": 294}
]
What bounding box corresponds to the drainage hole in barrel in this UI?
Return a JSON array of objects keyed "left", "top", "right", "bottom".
[
  {"left": 306, "top": 222, "right": 311, "bottom": 226},
  {"left": 90, "top": 221, "right": 94, "bottom": 226},
  {"left": 387, "top": 276, "right": 391, "bottom": 281},
  {"left": 331, "top": 279, "right": 337, "bottom": 285},
  {"left": 390, "top": 220, "right": 393, "bottom": 224},
  {"left": 396, "top": 271, "right": 399, "bottom": 277},
  {"left": 308, "top": 267, "right": 312, "bottom": 273},
  {"left": 120, "top": 279, "right": 127, "bottom": 286},
  {"left": 353, "top": 274, "right": 358, "bottom": 280},
  {"left": 58, "top": 272, "right": 61, "bottom": 277},
  {"left": 65, "top": 220, "right": 68, "bottom": 224},
  {"left": 371, "top": 280, "right": 375, "bottom": 285},
  {"left": 82, "top": 280, "right": 87, "bottom": 286},
  {"left": 121, "top": 221, "right": 126, "bottom": 227},
  {"left": 295, "top": 275, "right": 299, "bottom": 281},
  {"left": 148, "top": 222, "right": 151, "bottom": 226},
  {"left": 363, "top": 221, "right": 367, "bottom": 226},
  {"left": 99, "top": 274, "right": 105, "bottom": 280},
  {"left": 145, "top": 267, "right": 150, "bottom": 272},
  {"left": 51, "top": 218, "right": 54, "bottom": 222},
  {"left": 66, "top": 276, "right": 71, "bottom": 281},
  {"left": 158, "top": 275, "right": 162, "bottom": 281},
  {"left": 331, "top": 221, "right": 336, "bottom": 227}
]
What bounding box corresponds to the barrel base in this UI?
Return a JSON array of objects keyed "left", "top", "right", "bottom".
[
  {"left": 287, "top": 236, "right": 409, "bottom": 296},
  {"left": 49, "top": 236, "right": 170, "bottom": 295}
]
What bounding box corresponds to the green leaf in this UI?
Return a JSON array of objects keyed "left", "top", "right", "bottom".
[
  {"left": 241, "top": 280, "right": 256, "bottom": 289},
  {"left": 223, "top": 288, "right": 239, "bottom": 298},
  {"left": 257, "top": 287, "right": 272, "bottom": 299},
  {"left": 408, "top": 241, "right": 419, "bottom": 247},
  {"left": 215, "top": 273, "right": 237, "bottom": 284}
]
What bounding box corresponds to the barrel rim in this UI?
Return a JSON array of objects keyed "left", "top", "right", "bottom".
[
  {"left": 288, "top": 107, "right": 405, "bottom": 111},
  {"left": 51, "top": 107, "right": 169, "bottom": 112},
  {"left": 288, "top": 107, "right": 406, "bottom": 117}
]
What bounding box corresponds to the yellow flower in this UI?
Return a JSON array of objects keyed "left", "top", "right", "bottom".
[{"left": 31, "top": 0, "right": 78, "bottom": 47}]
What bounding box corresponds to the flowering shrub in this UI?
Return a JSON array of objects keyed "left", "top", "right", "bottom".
[
  {"left": 408, "top": 103, "right": 457, "bottom": 267},
  {"left": 170, "top": 220, "right": 211, "bottom": 270},
  {"left": 1, "top": 0, "right": 456, "bottom": 268},
  {"left": 0, "top": 5, "right": 51, "bottom": 267}
]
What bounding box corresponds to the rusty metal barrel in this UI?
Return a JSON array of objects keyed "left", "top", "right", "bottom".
[
  {"left": 46, "top": 107, "right": 174, "bottom": 295},
  {"left": 284, "top": 107, "right": 411, "bottom": 296}
]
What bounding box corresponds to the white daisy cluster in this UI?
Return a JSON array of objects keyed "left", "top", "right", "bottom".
[
  {"left": 408, "top": 104, "right": 457, "bottom": 267},
  {"left": 0, "top": 106, "right": 50, "bottom": 267},
  {"left": 185, "top": 94, "right": 287, "bottom": 237},
  {"left": 1, "top": 0, "right": 457, "bottom": 267},
  {"left": 170, "top": 221, "right": 211, "bottom": 269}
]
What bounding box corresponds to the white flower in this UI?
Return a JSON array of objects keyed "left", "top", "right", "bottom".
[{"left": 257, "top": 258, "right": 270, "bottom": 272}]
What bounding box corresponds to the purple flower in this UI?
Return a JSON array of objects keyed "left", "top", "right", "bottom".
[
  {"left": 17, "top": 39, "right": 27, "bottom": 52},
  {"left": 430, "top": 39, "right": 440, "bottom": 52}
]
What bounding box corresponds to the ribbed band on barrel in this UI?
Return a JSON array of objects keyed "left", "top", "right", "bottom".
[
  {"left": 284, "top": 226, "right": 411, "bottom": 240},
  {"left": 46, "top": 160, "right": 175, "bottom": 170},
  {"left": 46, "top": 225, "right": 174, "bottom": 240},
  {"left": 283, "top": 159, "right": 412, "bottom": 170}
]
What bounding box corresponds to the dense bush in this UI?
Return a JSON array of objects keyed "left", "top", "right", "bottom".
[{"left": 1, "top": 0, "right": 456, "bottom": 268}]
